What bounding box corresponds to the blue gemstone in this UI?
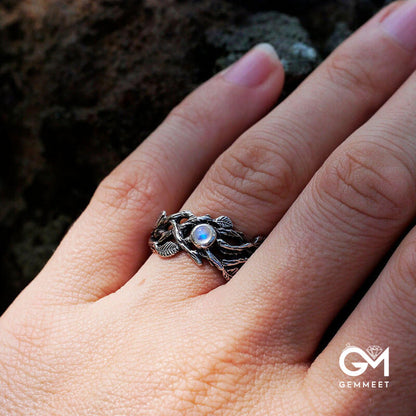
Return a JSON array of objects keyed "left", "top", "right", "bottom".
[{"left": 191, "top": 224, "right": 216, "bottom": 248}]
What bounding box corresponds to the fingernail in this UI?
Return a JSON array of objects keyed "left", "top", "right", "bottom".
[
  {"left": 381, "top": 0, "right": 416, "bottom": 51},
  {"left": 223, "top": 43, "right": 279, "bottom": 87}
]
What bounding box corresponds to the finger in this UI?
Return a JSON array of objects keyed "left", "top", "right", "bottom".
[
  {"left": 138, "top": 1, "right": 416, "bottom": 300},
  {"left": 305, "top": 226, "right": 416, "bottom": 415},
  {"left": 33, "top": 44, "right": 284, "bottom": 302},
  {"left": 226, "top": 34, "right": 416, "bottom": 359}
]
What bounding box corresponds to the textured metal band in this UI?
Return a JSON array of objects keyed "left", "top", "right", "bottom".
[{"left": 149, "top": 211, "right": 263, "bottom": 281}]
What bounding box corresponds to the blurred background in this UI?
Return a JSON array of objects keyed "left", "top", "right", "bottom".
[{"left": 0, "top": 0, "right": 393, "bottom": 312}]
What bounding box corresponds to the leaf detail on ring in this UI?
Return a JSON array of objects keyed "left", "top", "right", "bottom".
[
  {"left": 215, "top": 216, "right": 233, "bottom": 229},
  {"left": 155, "top": 241, "right": 180, "bottom": 257}
]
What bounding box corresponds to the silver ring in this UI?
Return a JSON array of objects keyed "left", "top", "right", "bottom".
[{"left": 149, "top": 211, "right": 263, "bottom": 281}]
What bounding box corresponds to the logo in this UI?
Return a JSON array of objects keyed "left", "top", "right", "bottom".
[
  {"left": 338, "top": 344, "right": 390, "bottom": 389},
  {"left": 339, "top": 345, "right": 389, "bottom": 377}
]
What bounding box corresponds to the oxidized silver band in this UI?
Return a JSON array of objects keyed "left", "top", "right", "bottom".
[{"left": 149, "top": 211, "right": 263, "bottom": 281}]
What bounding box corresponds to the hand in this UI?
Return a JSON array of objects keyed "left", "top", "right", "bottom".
[{"left": 1, "top": 2, "right": 416, "bottom": 414}]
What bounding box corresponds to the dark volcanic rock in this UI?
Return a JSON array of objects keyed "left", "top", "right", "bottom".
[
  {"left": 207, "top": 11, "right": 320, "bottom": 95},
  {"left": 0, "top": 0, "right": 387, "bottom": 311},
  {"left": 325, "top": 21, "right": 353, "bottom": 55}
]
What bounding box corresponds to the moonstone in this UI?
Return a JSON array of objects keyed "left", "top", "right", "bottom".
[{"left": 190, "top": 224, "right": 216, "bottom": 249}]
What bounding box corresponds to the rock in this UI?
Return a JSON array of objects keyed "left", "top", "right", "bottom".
[
  {"left": 11, "top": 215, "right": 72, "bottom": 285},
  {"left": 1, "top": 214, "right": 71, "bottom": 310},
  {"left": 206, "top": 11, "right": 320, "bottom": 95},
  {"left": 325, "top": 21, "right": 352, "bottom": 55},
  {"left": 226, "top": 0, "right": 333, "bottom": 14}
]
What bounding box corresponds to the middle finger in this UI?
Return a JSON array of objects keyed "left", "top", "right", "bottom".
[{"left": 228, "top": 39, "right": 416, "bottom": 361}]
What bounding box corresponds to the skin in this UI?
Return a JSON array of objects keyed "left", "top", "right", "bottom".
[{"left": 1, "top": 2, "right": 416, "bottom": 414}]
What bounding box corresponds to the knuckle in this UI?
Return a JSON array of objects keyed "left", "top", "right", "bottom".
[
  {"left": 1, "top": 305, "right": 51, "bottom": 353},
  {"left": 0, "top": 311, "right": 50, "bottom": 384},
  {"left": 325, "top": 51, "right": 378, "bottom": 99},
  {"left": 167, "top": 99, "right": 210, "bottom": 137},
  {"left": 205, "top": 135, "right": 297, "bottom": 213},
  {"left": 392, "top": 238, "right": 416, "bottom": 301},
  {"left": 3, "top": 320, "right": 45, "bottom": 355},
  {"left": 316, "top": 142, "right": 414, "bottom": 227},
  {"left": 95, "top": 158, "right": 165, "bottom": 216},
  {"left": 171, "top": 339, "right": 254, "bottom": 413},
  {"left": 379, "top": 239, "right": 416, "bottom": 328}
]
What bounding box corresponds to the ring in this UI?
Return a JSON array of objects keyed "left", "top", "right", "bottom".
[{"left": 149, "top": 211, "right": 263, "bottom": 281}]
